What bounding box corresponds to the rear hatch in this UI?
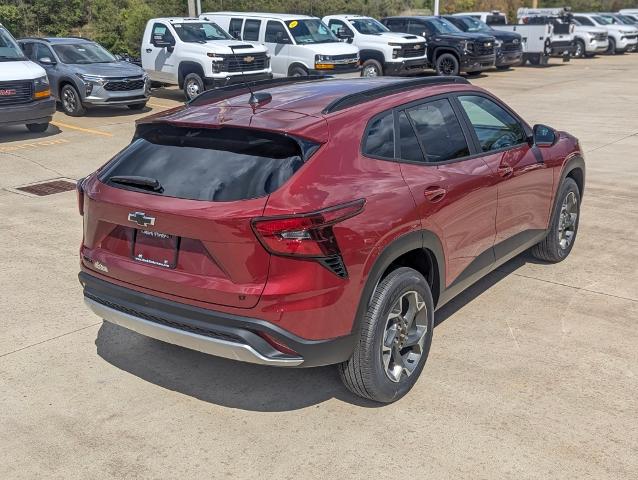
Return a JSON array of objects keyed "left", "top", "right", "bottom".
[{"left": 81, "top": 120, "right": 319, "bottom": 308}]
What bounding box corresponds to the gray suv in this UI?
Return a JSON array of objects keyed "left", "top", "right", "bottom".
[{"left": 18, "top": 37, "right": 150, "bottom": 116}]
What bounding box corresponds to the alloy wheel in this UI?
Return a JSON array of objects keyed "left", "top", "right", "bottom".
[
  {"left": 439, "top": 58, "right": 456, "bottom": 75},
  {"left": 63, "top": 88, "right": 78, "bottom": 113},
  {"left": 186, "top": 79, "right": 201, "bottom": 99},
  {"left": 363, "top": 65, "right": 379, "bottom": 77},
  {"left": 558, "top": 191, "right": 578, "bottom": 250},
  {"left": 381, "top": 290, "right": 428, "bottom": 383}
]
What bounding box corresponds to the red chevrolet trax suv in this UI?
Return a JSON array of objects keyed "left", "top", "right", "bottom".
[{"left": 78, "top": 76, "right": 584, "bottom": 403}]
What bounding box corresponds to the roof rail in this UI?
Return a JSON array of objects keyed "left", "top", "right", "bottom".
[
  {"left": 322, "top": 76, "right": 469, "bottom": 114},
  {"left": 66, "top": 36, "right": 93, "bottom": 41},
  {"left": 18, "top": 36, "right": 51, "bottom": 42},
  {"left": 188, "top": 75, "right": 332, "bottom": 106}
]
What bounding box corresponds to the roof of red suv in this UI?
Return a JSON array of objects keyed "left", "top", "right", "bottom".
[{"left": 138, "top": 77, "right": 475, "bottom": 141}]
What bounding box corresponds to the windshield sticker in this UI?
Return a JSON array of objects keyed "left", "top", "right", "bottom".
[{"left": 288, "top": 20, "right": 298, "bottom": 29}]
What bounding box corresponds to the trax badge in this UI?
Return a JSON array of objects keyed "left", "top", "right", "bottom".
[{"left": 128, "top": 211, "right": 155, "bottom": 227}]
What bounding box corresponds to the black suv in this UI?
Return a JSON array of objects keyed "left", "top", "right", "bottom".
[
  {"left": 381, "top": 16, "right": 496, "bottom": 76},
  {"left": 443, "top": 16, "right": 522, "bottom": 70}
]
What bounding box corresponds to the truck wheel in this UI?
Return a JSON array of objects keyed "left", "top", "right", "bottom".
[
  {"left": 530, "top": 178, "right": 581, "bottom": 263},
  {"left": 606, "top": 38, "right": 616, "bottom": 55},
  {"left": 338, "top": 267, "right": 434, "bottom": 403},
  {"left": 528, "top": 54, "right": 541, "bottom": 66},
  {"left": 289, "top": 65, "right": 308, "bottom": 77},
  {"left": 435, "top": 53, "right": 459, "bottom": 76},
  {"left": 496, "top": 65, "right": 511, "bottom": 70},
  {"left": 61, "top": 84, "right": 86, "bottom": 116},
  {"left": 26, "top": 123, "right": 49, "bottom": 133},
  {"left": 574, "top": 39, "right": 586, "bottom": 58},
  {"left": 183, "top": 73, "right": 205, "bottom": 100},
  {"left": 361, "top": 59, "right": 383, "bottom": 77}
]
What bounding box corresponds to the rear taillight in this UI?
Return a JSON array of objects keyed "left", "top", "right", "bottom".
[
  {"left": 77, "top": 177, "right": 85, "bottom": 216},
  {"left": 251, "top": 199, "right": 365, "bottom": 258}
]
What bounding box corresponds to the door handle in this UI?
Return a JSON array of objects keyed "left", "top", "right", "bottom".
[
  {"left": 424, "top": 186, "right": 447, "bottom": 203},
  {"left": 498, "top": 165, "right": 514, "bottom": 178},
  {"left": 145, "top": 48, "right": 153, "bottom": 53}
]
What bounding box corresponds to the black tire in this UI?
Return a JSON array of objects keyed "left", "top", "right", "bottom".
[
  {"left": 289, "top": 65, "right": 308, "bottom": 77},
  {"left": 606, "top": 38, "right": 616, "bottom": 55},
  {"left": 435, "top": 53, "right": 460, "bottom": 76},
  {"left": 528, "top": 54, "right": 541, "bottom": 66},
  {"left": 60, "top": 84, "right": 86, "bottom": 116},
  {"left": 26, "top": 123, "right": 49, "bottom": 133},
  {"left": 183, "top": 72, "right": 205, "bottom": 100},
  {"left": 127, "top": 102, "right": 147, "bottom": 110},
  {"left": 338, "top": 267, "right": 435, "bottom": 403},
  {"left": 360, "top": 58, "right": 383, "bottom": 77},
  {"left": 574, "top": 39, "right": 586, "bottom": 58},
  {"left": 530, "top": 178, "right": 581, "bottom": 263},
  {"left": 466, "top": 71, "right": 481, "bottom": 76},
  {"left": 496, "top": 65, "right": 511, "bottom": 70}
]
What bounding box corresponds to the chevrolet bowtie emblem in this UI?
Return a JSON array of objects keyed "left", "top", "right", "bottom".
[
  {"left": 128, "top": 211, "right": 155, "bottom": 227},
  {"left": 244, "top": 56, "right": 255, "bottom": 63}
]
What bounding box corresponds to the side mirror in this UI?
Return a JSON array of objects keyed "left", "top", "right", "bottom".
[
  {"left": 275, "top": 31, "right": 291, "bottom": 44},
  {"left": 231, "top": 30, "right": 241, "bottom": 40},
  {"left": 532, "top": 124, "right": 557, "bottom": 146},
  {"left": 39, "top": 56, "right": 56, "bottom": 65}
]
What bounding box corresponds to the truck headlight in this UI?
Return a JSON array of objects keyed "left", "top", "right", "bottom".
[
  {"left": 76, "top": 74, "right": 106, "bottom": 96},
  {"left": 462, "top": 41, "right": 474, "bottom": 52},
  {"left": 388, "top": 42, "right": 402, "bottom": 59},
  {"left": 315, "top": 54, "right": 335, "bottom": 69},
  {"left": 315, "top": 54, "right": 334, "bottom": 63},
  {"left": 495, "top": 39, "right": 503, "bottom": 48},
  {"left": 33, "top": 75, "right": 50, "bottom": 99}
]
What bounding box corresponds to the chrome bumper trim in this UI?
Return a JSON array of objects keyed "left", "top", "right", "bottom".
[{"left": 85, "top": 298, "right": 303, "bottom": 367}]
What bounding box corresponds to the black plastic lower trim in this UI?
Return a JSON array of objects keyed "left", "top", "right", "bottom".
[{"left": 79, "top": 271, "right": 356, "bottom": 367}]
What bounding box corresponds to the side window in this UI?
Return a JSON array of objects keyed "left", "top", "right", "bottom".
[
  {"left": 408, "top": 20, "right": 428, "bottom": 36},
  {"left": 229, "top": 18, "right": 243, "bottom": 38},
  {"left": 398, "top": 112, "right": 425, "bottom": 163},
  {"left": 243, "top": 19, "right": 261, "bottom": 41},
  {"left": 458, "top": 95, "right": 526, "bottom": 152},
  {"left": 265, "top": 21, "right": 290, "bottom": 43},
  {"left": 151, "top": 23, "right": 173, "bottom": 43},
  {"left": 20, "top": 42, "right": 35, "bottom": 59},
  {"left": 328, "top": 19, "right": 351, "bottom": 36},
  {"left": 406, "top": 98, "right": 470, "bottom": 163},
  {"left": 384, "top": 19, "right": 405, "bottom": 32},
  {"left": 34, "top": 43, "right": 54, "bottom": 62},
  {"left": 363, "top": 111, "right": 395, "bottom": 159}
]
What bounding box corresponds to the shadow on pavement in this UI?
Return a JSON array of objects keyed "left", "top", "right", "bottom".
[
  {"left": 96, "top": 253, "right": 537, "bottom": 411},
  {"left": 0, "top": 124, "right": 62, "bottom": 144}
]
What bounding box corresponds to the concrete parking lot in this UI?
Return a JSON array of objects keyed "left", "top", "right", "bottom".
[{"left": 1, "top": 55, "right": 637, "bottom": 479}]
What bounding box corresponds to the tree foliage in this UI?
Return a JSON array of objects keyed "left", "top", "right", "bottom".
[{"left": 0, "top": 0, "right": 635, "bottom": 56}]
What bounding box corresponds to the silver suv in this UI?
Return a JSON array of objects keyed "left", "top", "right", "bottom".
[{"left": 18, "top": 37, "right": 150, "bottom": 116}]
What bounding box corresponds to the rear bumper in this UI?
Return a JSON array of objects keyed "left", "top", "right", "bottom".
[
  {"left": 0, "top": 97, "right": 55, "bottom": 127},
  {"left": 79, "top": 272, "right": 356, "bottom": 368},
  {"left": 384, "top": 58, "right": 429, "bottom": 75}
]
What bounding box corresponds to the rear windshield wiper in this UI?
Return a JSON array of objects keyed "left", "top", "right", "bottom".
[{"left": 109, "top": 175, "right": 163, "bottom": 192}]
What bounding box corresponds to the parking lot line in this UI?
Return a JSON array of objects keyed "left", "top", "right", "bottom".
[{"left": 51, "top": 121, "right": 113, "bottom": 137}]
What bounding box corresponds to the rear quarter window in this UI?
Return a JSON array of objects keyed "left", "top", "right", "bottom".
[
  {"left": 362, "top": 112, "right": 395, "bottom": 159},
  {"left": 99, "top": 125, "right": 316, "bottom": 202}
]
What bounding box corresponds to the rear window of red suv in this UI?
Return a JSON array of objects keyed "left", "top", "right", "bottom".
[{"left": 99, "top": 124, "right": 317, "bottom": 202}]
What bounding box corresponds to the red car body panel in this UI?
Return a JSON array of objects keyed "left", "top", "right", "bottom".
[{"left": 80, "top": 78, "right": 584, "bottom": 347}]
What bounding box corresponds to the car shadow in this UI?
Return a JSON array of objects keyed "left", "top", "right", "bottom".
[
  {"left": 95, "top": 253, "right": 536, "bottom": 411},
  {"left": 57, "top": 104, "right": 153, "bottom": 118},
  {"left": 150, "top": 87, "right": 186, "bottom": 103},
  {"left": 0, "top": 124, "right": 62, "bottom": 143}
]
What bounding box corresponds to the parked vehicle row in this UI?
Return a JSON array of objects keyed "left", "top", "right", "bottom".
[{"left": 2, "top": 8, "right": 637, "bottom": 124}]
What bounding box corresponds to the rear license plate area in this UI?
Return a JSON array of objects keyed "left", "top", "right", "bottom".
[{"left": 133, "top": 229, "right": 178, "bottom": 268}]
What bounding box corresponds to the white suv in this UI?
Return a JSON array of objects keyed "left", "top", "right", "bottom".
[
  {"left": 573, "top": 13, "right": 638, "bottom": 53},
  {"left": 141, "top": 17, "right": 272, "bottom": 100},
  {"left": 204, "top": 12, "right": 360, "bottom": 77},
  {"left": 321, "top": 15, "right": 427, "bottom": 77}
]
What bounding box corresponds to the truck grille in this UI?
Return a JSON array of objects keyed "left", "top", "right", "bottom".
[
  {"left": 475, "top": 41, "right": 495, "bottom": 55},
  {"left": 399, "top": 43, "right": 426, "bottom": 58},
  {"left": 222, "top": 52, "right": 268, "bottom": 72},
  {"left": 104, "top": 78, "right": 145, "bottom": 92},
  {"left": 0, "top": 80, "right": 33, "bottom": 106},
  {"left": 594, "top": 32, "right": 608, "bottom": 41}
]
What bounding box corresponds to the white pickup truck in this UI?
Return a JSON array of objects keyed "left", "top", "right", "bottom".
[
  {"left": 321, "top": 15, "right": 428, "bottom": 77},
  {"left": 141, "top": 17, "right": 272, "bottom": 100},
  {"left": 0, "top": 23, "right": 55, "bottom": 132}
]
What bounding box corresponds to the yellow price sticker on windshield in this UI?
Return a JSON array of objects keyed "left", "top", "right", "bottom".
[{"left": 289, "top": 20, "right": 298, "bottom": 29}]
